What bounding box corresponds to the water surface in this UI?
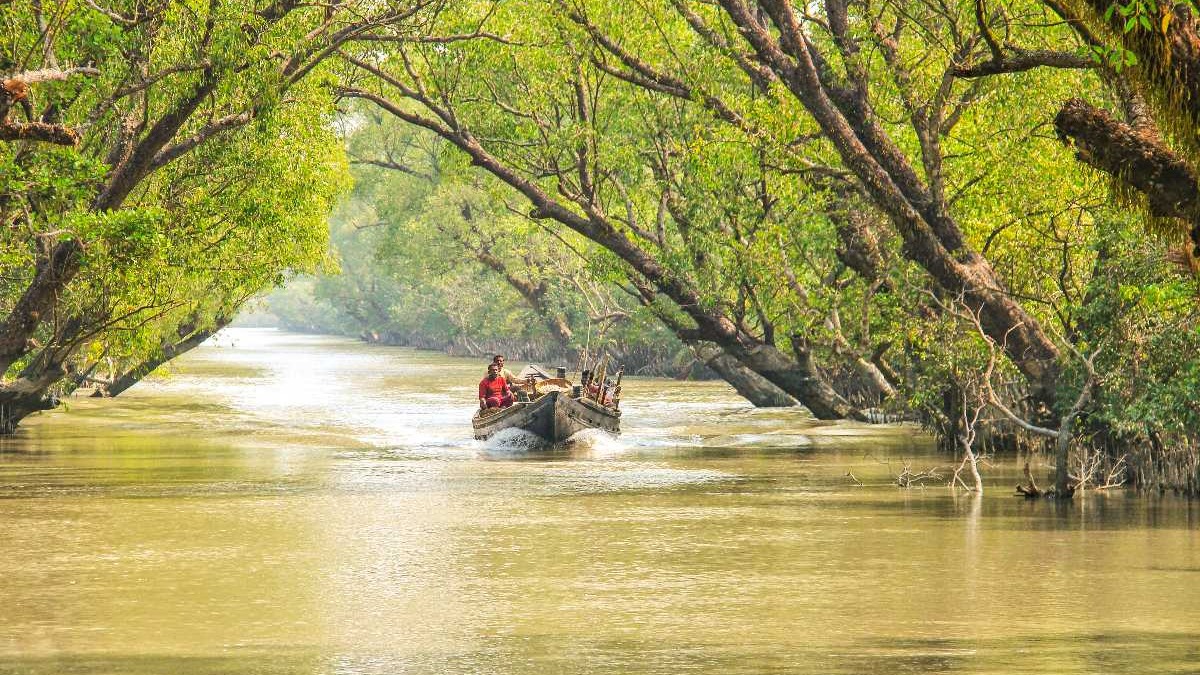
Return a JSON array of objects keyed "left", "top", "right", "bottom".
[{"left": 1, "top": 328, "right": 1197, "bottom": 674}]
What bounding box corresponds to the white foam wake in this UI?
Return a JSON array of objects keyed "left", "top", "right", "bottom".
[
  {"left": 482, "top": 427, "right": 549, "bottom": 455},
  {"left": 565, "top": 428, "right": 627, "bottom": 457}
]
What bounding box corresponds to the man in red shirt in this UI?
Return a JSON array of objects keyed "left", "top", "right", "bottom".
[{"left": 478, "top": 363, "right": 514, "bottom": 410}]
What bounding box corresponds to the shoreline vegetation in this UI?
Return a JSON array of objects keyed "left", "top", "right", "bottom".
[{"left": 5, "top": 0, "right": 1200, "bottom": 495}]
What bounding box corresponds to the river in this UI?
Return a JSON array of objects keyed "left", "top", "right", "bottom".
[{"left": 0, "top": 328, "right": 1197, "bottom": 674}]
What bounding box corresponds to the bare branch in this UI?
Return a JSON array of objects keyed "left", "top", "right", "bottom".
[
  {"left": 355, "top": 31, "right": 522, "bottom": 46},
  {"left": 6, "top": 66, "right": 101, "bottom": 84}
]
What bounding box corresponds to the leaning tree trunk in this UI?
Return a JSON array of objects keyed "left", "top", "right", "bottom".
[
  {"left": 693, "top": 343, "right": 797, "bottom": 408},
  {"left": 339, "top": 77, "right": 865, "bottom": 420},
  {"left": 711, "top": 0, "right": 1062, "bottom": 418},
  {"left": 626, "top": 276, "right": 830, "bottom": 412},
  {"left": 99, "top": 317, "right": 230, "bottom": 397},
  {"left": 0, "top": 340, "right": 80, "bottom": 432},
  {"left": 0, "top": 315, "right": 84, "bottom": 431},
  {"left": 471, "top": 247, "right": 574, "bottom": 349},
  {"left": 1055, "top": 98, "right": 1200, "bottom": 232},
  {"left": 0, "top": 369, "right": 66, "bottom": 433}
]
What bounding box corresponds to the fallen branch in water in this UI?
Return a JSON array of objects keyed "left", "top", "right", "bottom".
[
  {"left": 1016, "top": 461, "right": 1079, "bottom": 499},
  {"left": 1016, "top": 461, "right": 1043, "bottom": 497},
  {"left": 895, "top": 461, "right": 943, "bottom": 488}
]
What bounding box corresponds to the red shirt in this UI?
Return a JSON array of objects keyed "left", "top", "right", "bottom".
[{"left": 479, "top": 375, "right": 510, "bottom": 399}]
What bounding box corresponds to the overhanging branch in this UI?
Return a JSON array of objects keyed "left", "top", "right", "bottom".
[{"left": 1054, "top": 97, "right": 1200, "bottom": 227}]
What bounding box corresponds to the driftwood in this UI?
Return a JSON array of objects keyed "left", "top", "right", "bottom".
[
  {"left": 895, "top": 462, "right": 942, "bottom": 488},
  {"left": 1016, "top": 461, "right": 1077, "bottom": 499},
  {"left": 1016, "top": 461, "right": 1042, "bottom": 498}
]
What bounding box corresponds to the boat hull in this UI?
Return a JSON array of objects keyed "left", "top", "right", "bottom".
[{"left": 472, "top": 391, "right": 620, "bottom": 442}]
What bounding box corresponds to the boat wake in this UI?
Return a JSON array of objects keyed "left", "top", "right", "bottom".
[
  {"left": 481, "top": 427, "right": 550, "bottom": 455},
  {"left": 564, "top": 428, "right": 627, "bottom": 457},
  {"left": 478, "top": 427, "right": 628, "bottom": 458}
]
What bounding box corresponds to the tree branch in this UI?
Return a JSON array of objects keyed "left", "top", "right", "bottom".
[{"left": 1055, "top": 97, "right": 1200, "bottom": 228}]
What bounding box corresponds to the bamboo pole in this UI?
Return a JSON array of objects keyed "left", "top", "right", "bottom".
[
  {"left": 594, "top": 354, "right": 608, "bottom": 402},
  {"left": 612, "top": 367, "right": 623, "bottom": 409}
]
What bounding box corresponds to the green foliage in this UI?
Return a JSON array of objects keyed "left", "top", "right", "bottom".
[
  {"left": 270, "top": 112, "right": 683, "bottom": 371},
  {"left": 0, "top": 0, "right": 355, "bottom": 400},
  {"left": 1071, "top": 217, "right": 1200, "bottom": 437}
]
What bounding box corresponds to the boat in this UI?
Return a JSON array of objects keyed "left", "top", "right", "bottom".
[{"left": 472, "top": 375, "right": 621, "bottom": 442}]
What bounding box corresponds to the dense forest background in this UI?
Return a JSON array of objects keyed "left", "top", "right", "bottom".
[{"left": 5, "top": 0, "right": 1200, "bottom": 495}]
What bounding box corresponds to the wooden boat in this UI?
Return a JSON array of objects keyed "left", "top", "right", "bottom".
[{"left": 472, "top": 389, "right": 620, "bottom": 442}]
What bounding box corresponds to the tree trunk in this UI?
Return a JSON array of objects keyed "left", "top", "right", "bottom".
[
  {"left": 0, "top": 366, "right": 65, "bottom": 433},
  {"left": 471, "top": 248, "right": 574, "bottom": 348},
  {"left": 1055, "top": 425, "right": 1073, "bottom": 497},
  {"left": 0, "top": 314, "right": 88, "bottom": 430},
  {"left": 344, "top": 87, "right": 863, "bottom": 419},
  {"left": 629, "top": 275, "right": 852, "bottom": 415},
  {"left": 693, "top": 343, "right": 796, "bottom": 407},
  {"left": 717, "top": 0, "right": 1062, "bottom": 416},
  {"left": 101, "top": 318, "right": 230, "bottom": 397},
  {"left": 0, "top": 390, "right": 60, "bottom": 433},
  {"left": 957, "top": 434, "right": 984, "bottom": 493}
]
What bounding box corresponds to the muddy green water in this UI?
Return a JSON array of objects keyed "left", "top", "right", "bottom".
[{"left": 0, "top": 328, "right": 1198, "bottom": 674}]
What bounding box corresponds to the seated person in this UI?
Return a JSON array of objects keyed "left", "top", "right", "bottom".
[
  {"left": 479, "top": 363, "right": 514, "bottom": 410},
  {"left": 492, "top": 354, "right": 519, "bottom": 385},
  {"left": 580, "top": 370, "right": 609, "bottom": 404}
]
